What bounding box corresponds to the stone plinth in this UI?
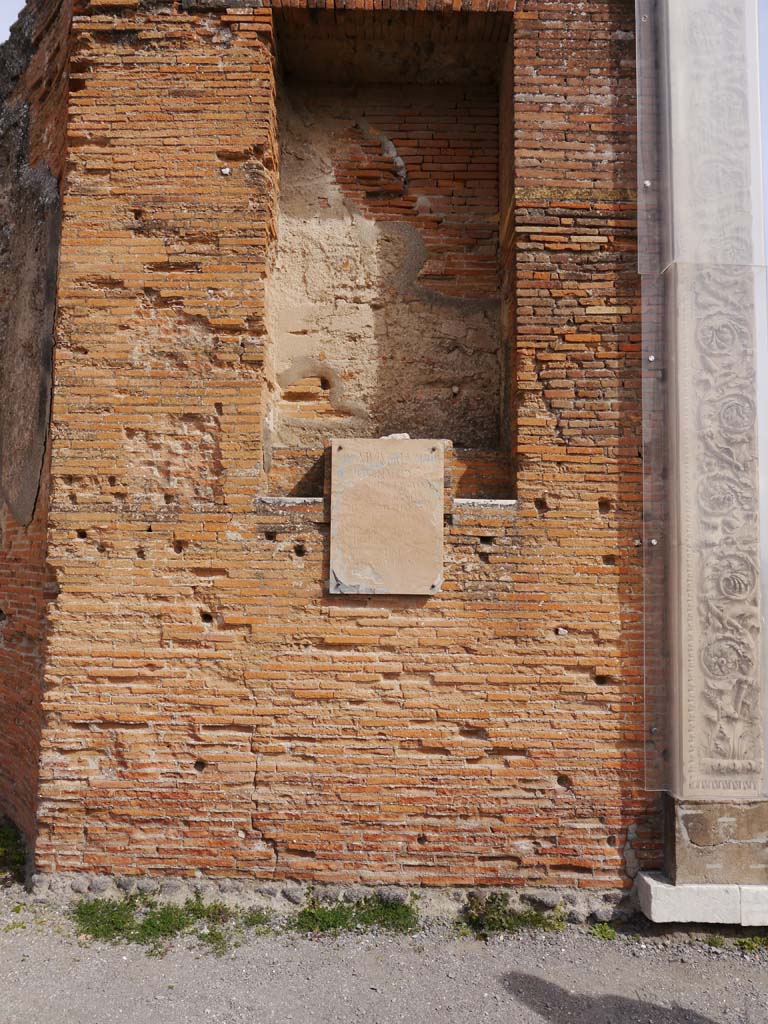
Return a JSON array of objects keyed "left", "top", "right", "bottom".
[{"left": 665, "top": 797, "right": 768, "bottom": 886}]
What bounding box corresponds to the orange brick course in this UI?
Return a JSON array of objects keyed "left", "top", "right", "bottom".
[
  {"left": 0, "top": 0, "right": 662, "bottom": 887},
  {"left": 334, "top": 87, "right": 501, "bottom": 302}
]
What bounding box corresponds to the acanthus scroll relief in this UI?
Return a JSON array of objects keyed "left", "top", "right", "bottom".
[
  {"left": 673, "top": 0, "right": 764, "bottom": 795},
  {"left": 692, "top": 267, "right": 761, "bottom": 782}
]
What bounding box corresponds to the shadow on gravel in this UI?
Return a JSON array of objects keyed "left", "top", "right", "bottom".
[{"left": 502, "top": 970, "right": 721, "bottom": 1024}]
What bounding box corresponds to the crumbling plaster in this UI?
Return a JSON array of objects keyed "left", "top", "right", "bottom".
[{"left": 265, "top": 84, "right": 503, "bottom": 454}]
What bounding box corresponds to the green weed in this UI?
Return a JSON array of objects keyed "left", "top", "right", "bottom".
[
  {"left": 71, "top": 892, "right": 266, "bottom": 955},
  {"left": 289, "top": 893, "right": 419, "bottom": 935},
  {"left": 241, "top": 907, "right": 272, "bottom": 931},
  {"left": 0, "top": 819, "right": 26, "bottom": 884},
  {"left": 705, "top": 934, "right": 725, "bottom": 948},
  {"left": 181, "top": 893, "right": 234, "bottom": 927},
  {"left": 457, "top": 893, "right": 565, "bottom": 940},
  {"left": 348, "top": 895, "right": 419, "bottom": 933},
  {"left": 73, "top": 889, "right": 416, "bottom": 948},
  {"left": 589, "top": 922, "right": 617, "bottom": 941},
  {"left": 72, "top": 895, "right": 139, "bottom": 943},
  {"left": 290, "top": 898, "right": 355, "bottom": 934},
  {"left": 134, "top": 902, "right": 192, "bottom": 950},
  {"left": 735, "top": 935, "right": 768, "bottom": 953},
  {"left": 197, "top": 924, "right": 230, "bottom": 956}
]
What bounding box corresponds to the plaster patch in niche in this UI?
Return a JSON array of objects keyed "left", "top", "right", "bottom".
[{"left": 265, "top": 87, "right": 501, "bottom": 453}]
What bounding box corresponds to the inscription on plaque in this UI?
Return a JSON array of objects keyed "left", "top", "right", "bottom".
[{"left": 329, "top": 438, "right": 444, "bottom": 596}]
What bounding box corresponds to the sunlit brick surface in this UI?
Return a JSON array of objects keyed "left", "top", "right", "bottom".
[{"left": 1, "top": 0, "right": 662, "bottom": 887}]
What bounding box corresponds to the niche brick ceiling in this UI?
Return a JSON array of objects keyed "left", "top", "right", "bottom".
[{"left": 275, "top": 10, "right": 512, "bottom": 85}]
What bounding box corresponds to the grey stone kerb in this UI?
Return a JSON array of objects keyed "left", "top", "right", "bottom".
[{"left": 636, "top": 0, "right": 768, "bottom": 916}]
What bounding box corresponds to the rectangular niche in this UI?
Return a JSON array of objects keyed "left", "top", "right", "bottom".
[{"left": 264, "top": 11, "right": 514, "bottom": 499}]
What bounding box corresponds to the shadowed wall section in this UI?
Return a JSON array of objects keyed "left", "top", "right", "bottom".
[{"left": 0, "top": 0, "right": 70, "bottom": 849}]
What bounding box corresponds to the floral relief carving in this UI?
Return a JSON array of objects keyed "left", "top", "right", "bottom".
[
  {"left": 669, "top": 0, "right": 764, "bottom": 796},
  {"left": 705, "top": 552, "right": 758, "bottom": 601},
  {"left": 718, "top": 395, "right": 756, "bottom": 439},
  {"left": 695, "top": 313, "right": 751, "bottom": 357},
  {"left": 690, "top": 265, "right": 762, "bottom": 785}
]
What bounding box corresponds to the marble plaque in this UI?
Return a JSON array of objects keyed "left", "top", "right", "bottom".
[{"left": 329, "top": 438, "right": 444, "bottom": 595}]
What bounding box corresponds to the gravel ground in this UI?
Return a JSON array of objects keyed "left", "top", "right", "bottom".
[{"left": 0, "top": 886, "right": 766, "bottom": 1024}]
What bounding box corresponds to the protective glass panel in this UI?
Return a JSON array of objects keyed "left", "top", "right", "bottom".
[
  {"left": 637, "top": 0, "right": 670, "bottom": 790},
  {"left": 760, "top": 1, "right": 768, "bottom": 798},
  {"left": 759, "top": 266, "right": 768, "bottom": 799},
  {"left": 662, "top": 0, "right": 765, "bottom": 271},
  {"left": 639, "top": 0, "right": 767, "bottom": 797},
  {"left": 640, "top": 272, "right": 670, "bottom": 791},
  {"left": 635, "top": 0, "right": 667, "bottom": 277}
]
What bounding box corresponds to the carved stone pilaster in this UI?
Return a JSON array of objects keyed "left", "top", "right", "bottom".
[
  {"left": 646, "top": 0, "right": 765, "bottom": 801},
  {"left": 671, "top": 264, "right": 762, "bottom": 798}
]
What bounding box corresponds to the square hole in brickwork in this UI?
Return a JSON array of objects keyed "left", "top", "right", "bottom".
[{"left": 265, "top": 11, "right": 515, "bottom": 500}]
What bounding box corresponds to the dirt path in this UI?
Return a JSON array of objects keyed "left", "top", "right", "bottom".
[{"left": 1, "top": 902, "right": 766, "bottom": 1024}]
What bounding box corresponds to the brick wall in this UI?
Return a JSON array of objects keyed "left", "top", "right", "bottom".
[
  {"left": 6, "top": 0, "right": 661, "bottom": 887},
  {"left": 334, "top": 87, "right": 500, "bottom": 302},
  {"left": 0, "top": 0, "right": 71, "bottom": 846}
]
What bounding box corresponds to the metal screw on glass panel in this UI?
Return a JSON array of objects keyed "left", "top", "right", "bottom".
[
  {"left": 648, "top": 354, "right": 656, "bottom": 362},
  {"left": 643, "top": 180, "right": 652, "bottom": 188},
  {"left": 650, "top": 539, "right": 658, "bottom": 546}
]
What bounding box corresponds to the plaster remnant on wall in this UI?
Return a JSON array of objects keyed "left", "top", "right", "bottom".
[
  {"left": 121, "top": 413, "right": 225, "bottom": 510},
  {"left": 0, "top": 102, "right": 61, "bottom": 526},
  {"left": 265, "top": 86, "right": 501, "bottom": 454}
]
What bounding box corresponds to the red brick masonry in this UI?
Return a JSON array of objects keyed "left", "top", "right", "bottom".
[{"left": 0, "top": 0, "right": 661, "bottom": 888}]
